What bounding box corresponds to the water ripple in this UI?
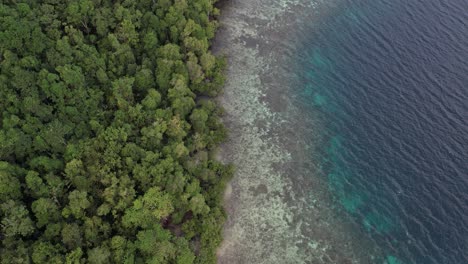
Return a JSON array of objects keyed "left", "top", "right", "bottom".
[{"left": 295, "top": 0, "right": 468, "bottom": 263}]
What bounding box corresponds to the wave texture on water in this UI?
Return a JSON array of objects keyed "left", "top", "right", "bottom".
[{"left": 295, "top": 0, "right": 468, "bottom": 263}]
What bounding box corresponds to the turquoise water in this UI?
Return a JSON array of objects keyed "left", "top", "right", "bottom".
[{"left": 295, "top": 0, "right": 468, "bottom": 263}]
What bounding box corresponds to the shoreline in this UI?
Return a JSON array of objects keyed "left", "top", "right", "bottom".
[
  {"left": 213, "top": 0, "right": 383, "bottom": 263},
  {"left": 213, "top": 0, "right": 382, "bottom": 264}
]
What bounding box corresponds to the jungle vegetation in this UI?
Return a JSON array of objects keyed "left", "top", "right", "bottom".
[{"left": 0, "top": 0, "right": 233, "bottom": 263}]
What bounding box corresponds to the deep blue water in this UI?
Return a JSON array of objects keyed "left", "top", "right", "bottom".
[{"left": 296, "top": 0, "right": 468, "bottom": 263}]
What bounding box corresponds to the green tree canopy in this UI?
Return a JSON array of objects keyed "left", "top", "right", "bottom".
[{"left": 0, "top": 0, "right": 232, "bottom": 263}]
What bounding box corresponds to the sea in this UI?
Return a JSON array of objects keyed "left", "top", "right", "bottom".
[{"left": 294, "top": 0, "right": 468, "bottom": 263}]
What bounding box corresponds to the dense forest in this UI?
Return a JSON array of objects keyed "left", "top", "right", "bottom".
[{"left": 0, "top": 0, "right": 233, "bottom": 263}]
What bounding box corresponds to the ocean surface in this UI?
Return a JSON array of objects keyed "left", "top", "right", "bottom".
[{"left": 295, "top": 0, "right": 468, "bottom": 263}]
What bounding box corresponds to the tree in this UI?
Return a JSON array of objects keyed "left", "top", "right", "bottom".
[
  {"left": 122, "top": 187, "right": 174, "bottom": 229},
  {"left": 0, "top": 167, "right": 22, "bottom": 200},
  {"left": 190, "top": 108, "right": 209, "bottom": 133},
  {"left": 1, "top": 200, "right": 35, "bottom": 237},
  {"left": 31, "top": 241, "right": 64, "bottom": 264},
  {"left": 110, "top": 236, "right": 135, "bottom": 263},
  {"left": 65, "top": 248, "right": 84, "bottom": 264},
  {"left": 141, "top": 89, "right": 161, "bottom": 110},
  {"left": 62, "top": 190, "right": 91, "bottom": 219},
  {"left": 189, "top": 193, "right": 210, "bottom": 215},
  {"left": 32, "top": 198, "right": 61, "bottom": 228},
  {"left": 87, "top": 246, "right": 111, "bottom": 264},
  {"left": 62, "top": 223, "right": 83, "bottom": 249}
]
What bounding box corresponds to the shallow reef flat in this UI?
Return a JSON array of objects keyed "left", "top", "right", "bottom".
[{"left": 213, "top": 0, "right": 383, "bottom": 263}]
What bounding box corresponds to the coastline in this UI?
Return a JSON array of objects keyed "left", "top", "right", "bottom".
[{"left": 213, "top": 0, "right": 383, "bottom": 263}]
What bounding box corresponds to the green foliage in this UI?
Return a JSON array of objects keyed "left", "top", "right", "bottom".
[
  {"left": 0, "top": 0, "right": 232, "bottom": 263},
  {"left": 0, "top": 167, "right": 21, "bottom": 200},
  {"left": 122, "top": 187, "right": 174, "bottom": 229},
  {"left": 88, "top": 246, "right": 111, "bottom": 264},
  {"left": 32, "top": 198, "right": 61, "bottom": 228},
  {"left": 1, "top": 200, "right": 35, "bottom": 237},
  {"left": 63, "top": 190, "right": 91, "bottom": 219}
]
